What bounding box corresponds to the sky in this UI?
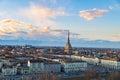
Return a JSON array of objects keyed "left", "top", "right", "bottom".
[{"left": 0, "top": 0, "right": 120, "bottom": 47}]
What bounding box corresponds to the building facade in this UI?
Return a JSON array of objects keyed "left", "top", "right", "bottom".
[
  {"left": 61, "top": 60, "right": 87, "bottom": 73},
  {"left": 44, "top": 61, "right": 61, "bottom": 73},
  {"left": 28, "top": 60, "right": 44, "bottom": 73},
  {"left": 2, "top": 66, "right": 17, "bottom": 75}
]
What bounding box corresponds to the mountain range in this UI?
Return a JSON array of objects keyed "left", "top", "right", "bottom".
[{"left": 0, "top": 39, "right": 119, "bottom": 48}]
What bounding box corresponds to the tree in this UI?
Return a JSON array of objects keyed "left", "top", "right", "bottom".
[
  {"left": 83, "top": 70, "right": 102, "bottom": 80},
  {"left": 106, "top": 72, "right": 120, "bottom": 80},
  {"left": 39, "top": 72, "right": 58, "bottom": 80},
  {"left": 0, "top": 75, "right": 3, "bottom": 80}
]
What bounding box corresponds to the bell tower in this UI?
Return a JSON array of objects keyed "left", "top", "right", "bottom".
[{"left": 64, "top": 30, "right": 72, "bottom": 54}]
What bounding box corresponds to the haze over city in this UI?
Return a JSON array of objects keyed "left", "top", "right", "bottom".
[{"left": 0, "top": 0, "right": 120, "bottom": 48}]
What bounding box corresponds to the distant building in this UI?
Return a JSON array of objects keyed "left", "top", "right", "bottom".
[
  {"left": 17, "top": 61, "right": 29, "bottom": 74},
  {"left": 49, "top": 48, "right": 54, "bottom": 54},
  {"left": 64, "top": 30, "right": 72, "bottom": 54},
  {"left": 17, "top": 66, "right": 29, "bottom": 74},
  {"left": 61, "top": 60, "right": 87, "bottom": 73},
  {"left": 81, "top": 56, "right": 100, "bottom": 65},
  {"left": 0, "top": 61, "right": 3, "bottom": 68},
  {"left": 44, "top": 61, "right": 61, "bottom": 73},
  {"left": 39, "top": 48, "right": 49, "bottom": 54},
  {"left": 28, "top": 59, "right": 44, "bottom": 73},
  {"left": 73, "top": 49, "right": 79, "bottom": 55},
  {"left": 2, "top": 65, "right": 17, "bottom": 75},
  {"left": 1, "top": 58, "right": 18, "bottom": 66},
  {"left": 100, "top": 59, "right": 120, "bottom": 70}
]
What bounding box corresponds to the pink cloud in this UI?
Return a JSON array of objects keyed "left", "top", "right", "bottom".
[
  {"left": 19, "top": 3, "right": 67, "bottom": 26},
  {"left": 79, "top": 8, "right": 109, "bottom": 20},
  {"left": 0, "top": 19, "right": 68, "bottom": 39},
  {"left": 40, "top": 26, "right": 50, "bottom": 33},
  {"left": 0, "top": 19, "right": 35, "bottom": 29},
  {"left": 0, "top": 19, "right": 35, "bottom": 37}
]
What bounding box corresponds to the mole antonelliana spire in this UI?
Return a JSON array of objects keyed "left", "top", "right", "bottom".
[{"left": 64, "top": 30, "right": 72, "bottom": 54}]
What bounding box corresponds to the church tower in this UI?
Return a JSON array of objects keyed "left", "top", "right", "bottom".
[{"left": 64, "top": 30, "right": 72, "bottom": 54}]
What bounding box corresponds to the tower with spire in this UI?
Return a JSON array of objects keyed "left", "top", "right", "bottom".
[{"left": 64, "top": 30, "right": 72, "bottom": 54}]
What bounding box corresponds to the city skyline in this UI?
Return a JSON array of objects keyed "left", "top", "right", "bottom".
[{"left": 0, "top": 0, "right": 120, "bottom": 48}]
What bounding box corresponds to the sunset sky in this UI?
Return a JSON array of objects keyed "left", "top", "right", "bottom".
[{"left": 0, "top": 0, "right": 120, "bottom": 42}]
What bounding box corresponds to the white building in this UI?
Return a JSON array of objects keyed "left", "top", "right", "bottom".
[
  {"left": 28, "top": 59, "right": 44, "bottom": 73},
  {"left": 100, "top": 59, "right": 120, "bottom": 70},
  {"left": 81, "top": 56, "right": 99, "bottom": 65},
  {"left": 1, "top": 59, "right": 16, "bottom": 66},
  {"left": 44, "top": 61, "right": 61, "bottom": 73},
  {"left": 17, "top": 66, "right": 29, "bottom": 74},
  {"left": 0, "top": 61, "right": 3, "bottom": 69},
  {"left": 17, "top": 61, "right": 29, "bottom": 74},
  {"left": 2, "top": 66, "right": 17, "bottom": 75},
  {"left": 51, "top": 54, "right": 120, "bottom": 70},
  {"left": 61, "top": 60, "right": 87, "bottom": 73}
]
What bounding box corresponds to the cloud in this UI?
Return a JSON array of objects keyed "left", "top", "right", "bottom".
[
  {"left": 40, "top": 26, "right": 50, "bottom": 33},
  {"left": 0, "top": 19, "right": 37, "bottom": 38},
  {"left": 0, "top": 19, "right": 36, "bottom": 38},
  {"left": 0, "top": 19, "right": 35, "bottom": 29},
  {"left": 19, "top": 3, "right": 67, "bottom": 26},
  {"left": 0, "top": 19, "right": 70, "bottom": 39},
  {"left": 0, "top": 27, "right": 18, "bottom": 35},
  {"left": 39, "top": 26, "right": 68, "bottom": 36},
  {"left": 79, "top": 8, "right": 109, "bottom": 20},
  {"left": 0, "top": 1, "right": 69, "bottom": 39}
]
